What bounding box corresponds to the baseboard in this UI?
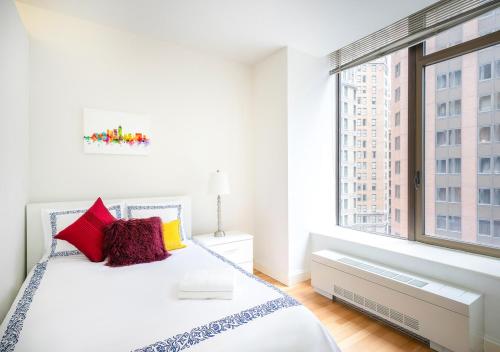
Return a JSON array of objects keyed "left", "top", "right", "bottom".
[
  {"left": 485, "top": 335, "right": 500, "bottom": 352},
  {"left": 288, "top": 269, "right": 310, "bottom": 285},
  {"left": 253, "top": 262, "right": 289, "bottom": 285},
  {"left": 253, "top": 263, "right": 310, "bottom": 286}
]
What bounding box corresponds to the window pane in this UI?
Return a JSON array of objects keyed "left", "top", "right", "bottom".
[
  {"left": 479, "top": 220, "right": 491, "bottom": 236},
  {"left": 424, "top": 44, "right": 500, "bottom": 249},
  {"left": 339, "top": 50, "right": 407, "bottom": 238},
  {"left": 436, "top": 187, "right": 446, "bottom": 202},
  {"left": 425, "top": 11, "right": 500, "bottom": 55}
]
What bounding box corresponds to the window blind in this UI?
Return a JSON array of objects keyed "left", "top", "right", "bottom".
[{"left": 329, "top": 0, "right": 499, "bottom": 74}]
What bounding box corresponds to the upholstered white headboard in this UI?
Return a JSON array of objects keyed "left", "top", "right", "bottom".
[{"left": 26, "top": 196, "right": 191, "bottom": 274}]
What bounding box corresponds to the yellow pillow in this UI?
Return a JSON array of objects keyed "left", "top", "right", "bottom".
[{"left": 162, "top": 219, "right": 186, "bottom": 251}]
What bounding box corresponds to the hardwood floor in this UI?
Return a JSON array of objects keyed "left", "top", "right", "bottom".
[{"left": 254, "top": 270, "right": 431, "bottom": 352}]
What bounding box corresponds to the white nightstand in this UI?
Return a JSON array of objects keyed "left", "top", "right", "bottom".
[{"left": 193, "top": 231, "right": 253, "bottom": 273}]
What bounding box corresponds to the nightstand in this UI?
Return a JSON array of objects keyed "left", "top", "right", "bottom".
[{"left": 193, "top": 231, "right": 253, "bottom": 273}]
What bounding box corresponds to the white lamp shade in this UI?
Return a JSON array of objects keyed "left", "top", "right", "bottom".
[{"left": 208, "top": 170, "right": 230, "bottom": 195}]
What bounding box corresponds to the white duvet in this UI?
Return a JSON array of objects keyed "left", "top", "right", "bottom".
[{"left": 0, "top": 241, "right": 340, "bottom": 352}]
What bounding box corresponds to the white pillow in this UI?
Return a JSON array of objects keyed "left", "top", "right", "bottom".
[
  {"left": 41, "top": 203, "right": 123, "bottom": 256},
  {"left": 125, "top": 201, "right": 186, "bottom": 240}
]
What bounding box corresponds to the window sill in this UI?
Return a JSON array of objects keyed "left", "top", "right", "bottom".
[{"left": 311, "top": 226, "right": 500, "bottom": 280}]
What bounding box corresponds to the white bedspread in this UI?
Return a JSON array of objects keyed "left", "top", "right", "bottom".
[{"left": 0, "top": 241, "right": 340, "bottom": 352}]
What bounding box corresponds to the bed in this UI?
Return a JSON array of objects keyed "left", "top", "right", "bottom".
[{"left": 0, "top": 197, "right": 340, "bottom": 352}]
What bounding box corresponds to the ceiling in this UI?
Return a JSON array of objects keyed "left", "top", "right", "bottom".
[{"left": 17, "top": 0, "right": 439, "bottom": 64}]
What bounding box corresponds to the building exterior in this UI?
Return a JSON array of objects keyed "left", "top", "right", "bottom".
[
  {"left": 339, "top": 58, "right": 392, "bottom": 235},
  {"left": 340, "top": 9, "right": 500, "bottom": 248}
]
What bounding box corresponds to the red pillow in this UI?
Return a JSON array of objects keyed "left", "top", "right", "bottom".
[
  {"left": 103, "top": 217, "right": 170, "bottom": 267},
  {"left": 54, "top": 197, "right": 117, "bottom": 262}
]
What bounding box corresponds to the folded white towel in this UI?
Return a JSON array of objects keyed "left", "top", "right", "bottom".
[{"left": 178, "top": 269, "right": 234, "bottom": 300}]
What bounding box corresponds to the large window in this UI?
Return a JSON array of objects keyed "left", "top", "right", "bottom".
[{"left": 337, "top": 10, "right": 500, "bottom": 256}]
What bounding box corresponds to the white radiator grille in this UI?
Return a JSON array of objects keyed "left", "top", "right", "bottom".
[
  {"left": 333, "top": 284, "right": 420, "bottom": 331},
  {"left": 338, "top": 257, "right": 428, "bottom": 288}
]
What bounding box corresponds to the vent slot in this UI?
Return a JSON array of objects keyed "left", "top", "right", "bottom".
[
  {"left": 376, "top": 303, "right": 390, "bottom": 317},
  {"left": 338, "top": 257, "right": 428, "bottom": 288},
  {"left": 390, "top": 309, "right": 404, "bottom": 323},
  {"left": 364, "top": 298, "right": 377, "bottom": 311},
  {"left": 404, "top": 315, "right": 420, "bottom": 331},
  {"left": 342, "top": 289, "right": 353, "bottom": 301},
  {"left": 353, "top": 293, "right": 364, "bottom": 305},
  {"left": 333, "top": 284, "right": 420, "bottom": 331}
]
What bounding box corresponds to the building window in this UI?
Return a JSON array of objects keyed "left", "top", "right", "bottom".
[
  {"left": 494, "top": 157, "right": 500, "bottom": 174},
  {"left": 479, "top": 95, "right": 492, "bottom": 112},
  {"left": 436, "top": 131, "right": 447, "bottom": 146},
  {"left": 394, "top": 87, "right": 400, "bottom": 102},
  {"left": 436, "top": 159, "right": 447, "bottom": 174},
  {"left": 448, "top": 187, "right": 461, "bottom": 203},
  {"left": 395, "top": 161, "right": 400, "bottom": 174},
  {"left": 395, "top": 185, "right": 400, "bottom": 198},
  {"left": 479, "top": 63, "right": 492, "bottom": 80},
  {"left": 479, "top": 157, "right": 491, "bottom": 173},
  {"left": 436, "top": 215, "right": 447, "bottom": 230},
  {"left": 448, "top": 216, "right": 461, "bottom": 232},
  {"left": 449, "top": 129, "right": 461, "bottom": 145},
  {"left": 494, "top": 189, "right": 500, "bottom": 206},
  {"left": 479, "top": 188, "right": 491, "bottom": 205},
  {"left": 494, "top": 221, "right": 500, "bottom": 237},
  {"left": 395, "top": 112, "right": 400, "bottom": 126},
  {"left": 395, "top": 209, "right": 400, "bottom": 223},
  {"left": 497, "top": 92, "right": 500, "bottom": 110},
  {"left": 449, "top": 99, "right": 461, "bottom": 116},
  {"left": 395, "top": 63, "right": 401, "bottom": 78},
  {"left": 437, "top": 103, "right": 447, "bottom": 117},
  {"left": 449, "top": 70, "right": 462, "bottom": 88},
  {"left": 478, "top": 220, "right": 491, "bottom": 236},
  {"left": 448, "top": 158, "right": 461, "bottom": 174},
  {"left": 437, "top": 73, "right": 447, "bottom": 89},
  {"left": 436, "top": 187, "right": 447, "bottom": 202},
  {"left": 395, "top": 136, "right": 400, "bottom": 150},
  {"left": 479, "top": 126, "right": 491, "bottom": 143}
]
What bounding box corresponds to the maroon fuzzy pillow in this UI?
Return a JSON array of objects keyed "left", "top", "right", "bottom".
[{"left": 103, "top": 217, "right": 170, "bottom": 267}]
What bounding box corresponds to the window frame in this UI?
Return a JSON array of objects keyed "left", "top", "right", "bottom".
[
  {"left": 336, "top": 29, "right": 500, "bottom": 258},
  {"left": 414, "top": 30, "right": 500, "bottom": 258}
]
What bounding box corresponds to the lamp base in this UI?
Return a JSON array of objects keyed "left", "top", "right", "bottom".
[{"left": 214, "top": 230, "right": 226, "bottom": 237}]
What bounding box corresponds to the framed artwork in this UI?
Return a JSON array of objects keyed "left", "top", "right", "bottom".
[{"left": 83, "top": 108, "right": 151, "bottom": 155}]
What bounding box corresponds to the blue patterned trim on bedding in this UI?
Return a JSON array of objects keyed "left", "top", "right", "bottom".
[
  {"left": 132, "top": 296, "right": 300, "bottom": 352},
  {"left": 126, "top": 204, "right": 185, "bottom": 240},
  {"left": 49, "top": 205, "right": 122, "bottom": 257},
  {"left": 132, "top": 240, "right": 301, "bottom": 351},
  {"left": 0, "top": 261, "right": 48, "bottom": 352}
]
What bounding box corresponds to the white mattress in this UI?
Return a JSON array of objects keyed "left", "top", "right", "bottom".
[{"left": 0, "top": 241, "right": 340, "bottom": 352}]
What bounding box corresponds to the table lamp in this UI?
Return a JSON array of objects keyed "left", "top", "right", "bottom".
[{"left": 208, "top": 170, "right": 230, "bottom": 237}]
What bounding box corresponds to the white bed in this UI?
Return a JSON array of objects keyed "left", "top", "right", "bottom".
[{"left": 0, "top": 197, "right": 340, "bottom": 352}]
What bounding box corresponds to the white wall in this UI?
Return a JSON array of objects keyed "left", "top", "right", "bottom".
[
  {"left": 17, "top": 3, "right": 255, "bottom": 236},
  {"left": 287, "top": 48, "right": 334, "bottom": 282},
  {"left": 0, "top": 0, "right": 30, "bottom": 321},
  {"left": 252, "top": 48, "right": 290, "bottom": 283},
  {"left": 253, "top": 47, "right": 334, "bottom": 284}
]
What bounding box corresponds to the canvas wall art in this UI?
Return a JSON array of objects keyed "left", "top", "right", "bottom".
[{"left": 83, "top": 108, "right": 151, "bottom": 155}]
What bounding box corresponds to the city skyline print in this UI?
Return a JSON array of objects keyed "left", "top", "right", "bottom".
[{"left": 83, "top": 108, "right": 151, "bottom": 155}]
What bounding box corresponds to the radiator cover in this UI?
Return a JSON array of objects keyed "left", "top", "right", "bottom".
[{"left": 311, "top": 250, "right": 484, "bottom": 352}]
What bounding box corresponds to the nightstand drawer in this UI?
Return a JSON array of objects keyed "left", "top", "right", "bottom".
[{"left": 210, "top": 240, "right": 252, "bottom": 264}]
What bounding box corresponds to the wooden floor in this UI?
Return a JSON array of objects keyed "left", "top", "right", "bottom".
[{"left": 254, "top": 270, "right": 431, "bottom": 352}]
